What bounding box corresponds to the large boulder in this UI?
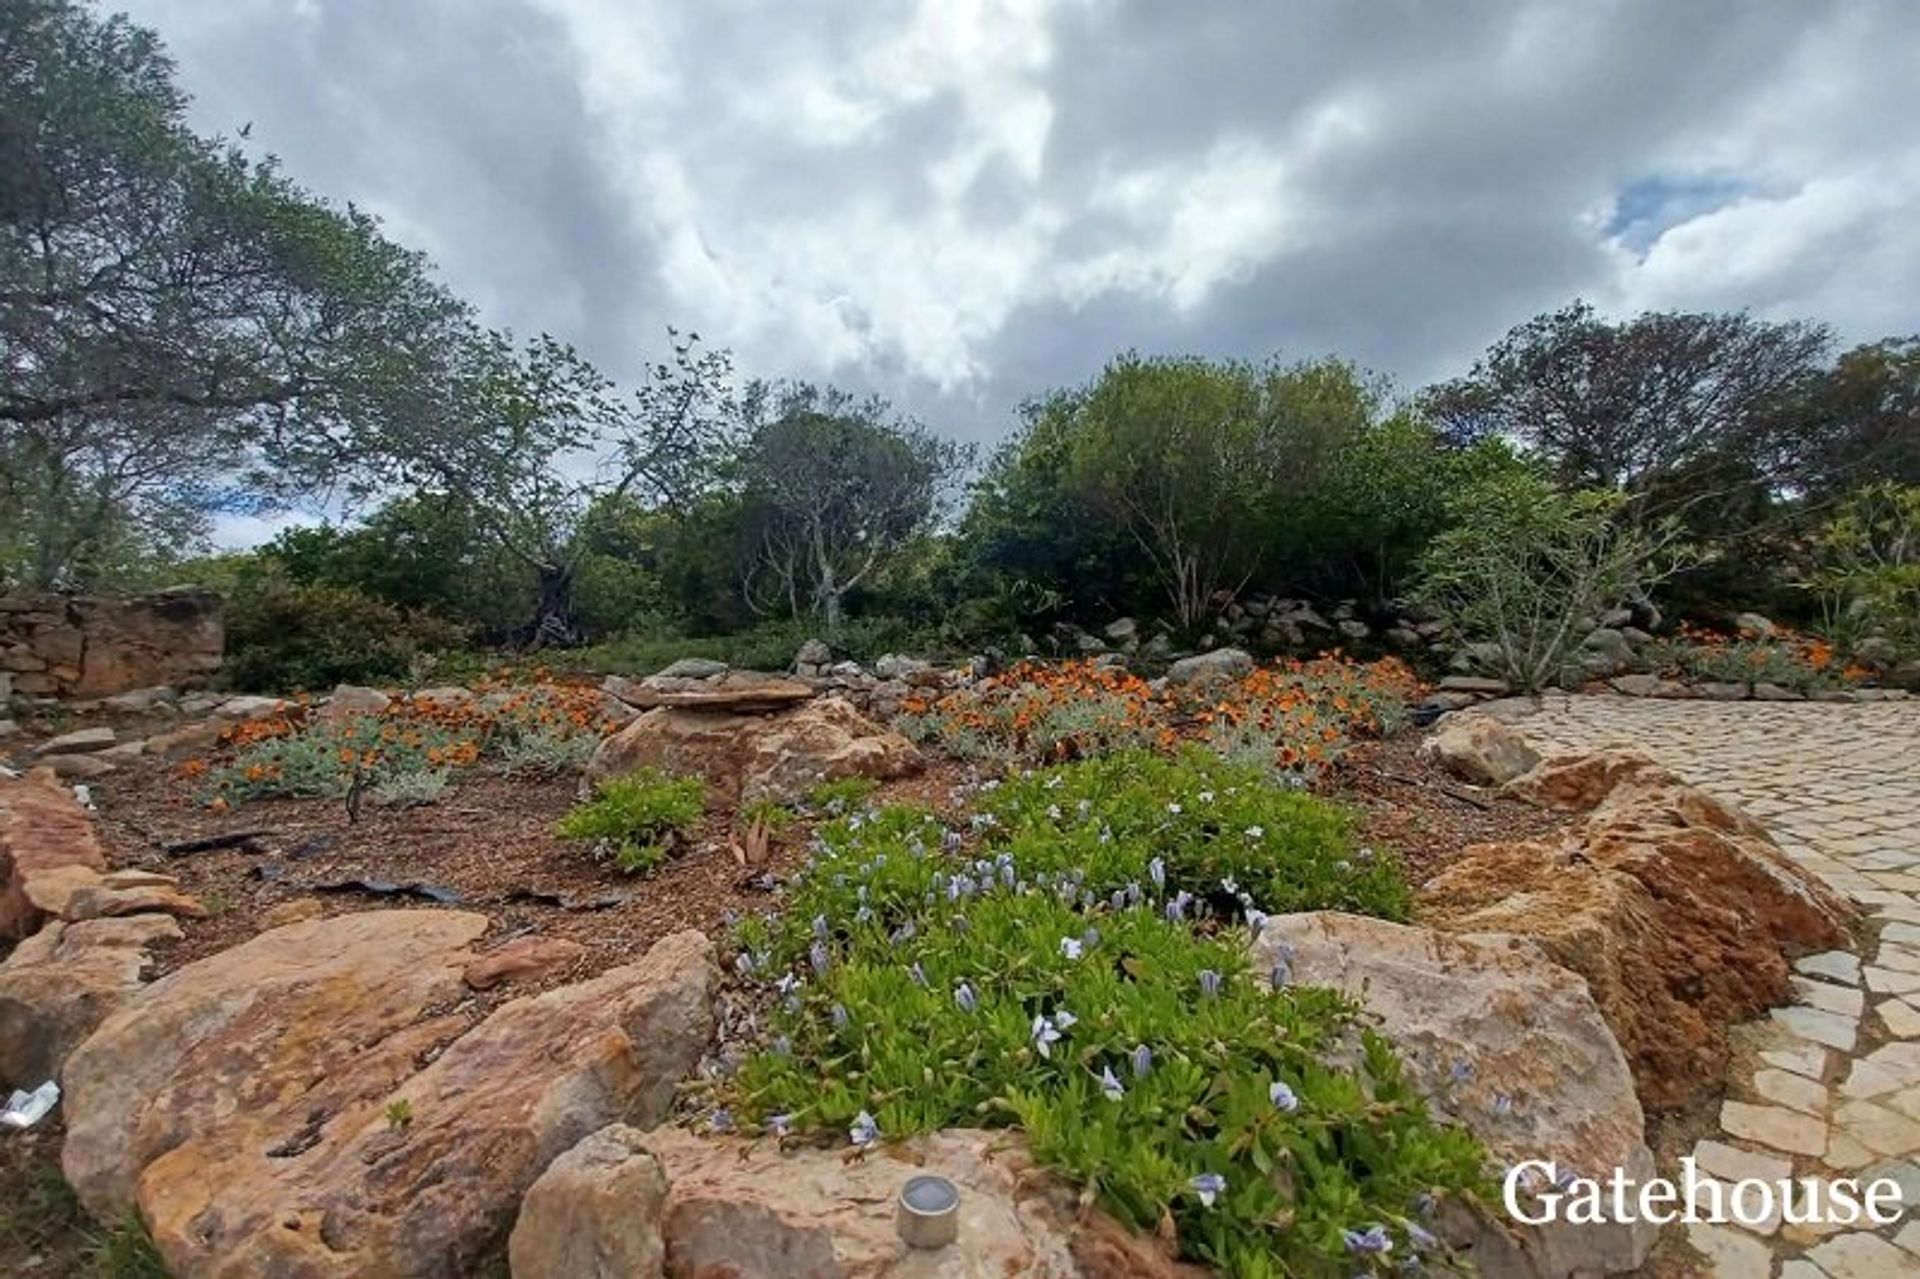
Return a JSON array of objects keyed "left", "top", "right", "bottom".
[
  {"left": 1422, "top": 752, "right": 1854, "bottom": 1112},
  {"left": 1, "top": 776, "right": 108, "bottom": 938},
  {"left": 0, "top": 913, "right": 180, "bottom": 1087},
  {"left": 587, "top": 695, "right": 922, "bottom": 803},
  {"left": 1418, "top": 717, "right": 1541, "bottom": 786},
  {"left": 1252, "top": 912, "right": 1656, "bottom": 1278},
  {"left": 510, "top": 1125, "right": 1201, "bottom": 1279},
  {"left": 1166, "top": 647, "right": 1253, "bottom": 685},
  {"left": 63, "top": 918, "right": 716, "bottom": 1278}
]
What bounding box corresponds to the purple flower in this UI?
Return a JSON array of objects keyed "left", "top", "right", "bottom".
[
  {"left": 766, "top": 1112, "right": 792, "bottom": 1137},
  {"left": 810, "top": 941, "right": 831, "bottom": 974},
  {"left": 830, "top": 1002, "right": 849, "bottom": 1028},
  {"left": 1031, "top": 1014, "right": 1063, "bottom": 1058},
  {"left": 1131, "top": 1044, "right": 1153, "bottom": 1078},
  {"left": 1408, "top": 1222, "right": 1439, "bottom": 1252},
  {"left": 1198, "top": 969, "right": 1223, "bottom": 998},
  {"left": 954, "top": 982, "right": 979, "bottom": 1013},
  {"left": 1052, "top": 1008, "right": 1077, "bottom": 1030},
  {"left": 907, "top": 962, "right": 927, "bottom": 987},
  {"left": 1099, "top": 1065, "right": 1125, "bottom": 1101},
  {"left": 1060, "top": 936, "right": 1084, "bottom": 961},
  {"left": 1189, "top": 1172, "right": 1226, "bottom": 1207},
  {"left": 709, "top": 1107, "right": 733, "bottom": 1132},
  {"left": 775, "top": 971, "right": 801, "bottom": 996},
  {"left": 812, "top": 914, "right": 830, "bottom": 940},
  {"left": 1269, "top": 1080, "right": 1299, "bottom": 1113},
  {"left": 1148, "top": 857, "right": 1166, "bottom": 889},
  {"left": 1344, "top": 1224, "right": 1392, "bottom": 1256},
  {"left": 849, "top": 1110, "right": 878, "bottom": 1147}
]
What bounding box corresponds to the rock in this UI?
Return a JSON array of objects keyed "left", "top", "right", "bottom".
[
  {"left": 1166, "top": 647, "right": 1253, "bottom": 684},
  {"left": 1698, "top": 680, "right": 1750, "bottom": 701},
  {"left": 588, "top": 695, "right": 922, "bottom": 803},
  {"left": 794, "top": 638, "right": 832, "bottom": 668},
  {"left": 1140, "top": 632, "right": 1176, "bottom": 662},
  {"left": 258, "top": 897, "right": 326, "bottom": 929},
  {"left": 1598, "top": 607, "right": 1633, "bottom": 629},
  {"left": 1, "top": 776, "right": 108, "bottom": 938},
  {"left": 0, "top": 913, "right": 181, "bottom": 1087},
  {"left": 1280, "top": 604, "right": 1332, "bottom": 631},
  {"left": 655, "top": 657, "right": 730, "bottom": 681},
  {"left": 463, "top": 934, "right": 588, "bottom": 990},
  {"left": 609, "top": 671, "right": 815, "bottom": 712},
  {"left": 1580, "top": 627, "right": 1633, "bottom": 670},
  {"left": 1383, "top": 626, "right": 1421, "bottom": 648},
  {"left": 1607, "top": 673, "right": 1691, "bottom": 698},
  {"left": 1753, "top": 682, "right": 1805, "bottom": 702},
  {"left": 1450, "top": 640, "right": 1506, "bottom": 673},
  {"left": 1733, "top": 612, "right": 1777, "bottom": 637},
  {"left": 101, "top": 685, "right": 177, "bottom": 714},
  {"left": 32, "top": 726, "right": 117, "bottom": 756},
  {"left": 1101, "top": 617, "right": 1138, "bottom": 643},
  {"left": 1252, "top": 913, "right": 1656, "bottom": 1277},
  {"left": 0, "top": 589, "right": 222, "bottom": 698},
  {"left": 64, "top": 916, "right": 716, "bottom": 1279},
  {"left": 508, "top": 1124, "right": 668, "bottom": 1279},
  {"left": 1424, "top": 754, "right": 1855, "bottom": 1112},
  {"left": 1619, "top": 626, "right": 1654, "bottom": 647},
  {"left": 407, "top": 687, "right": 473, "bottom": 711},
  {"left": 1418, "top": 717, "right": 1542, "bottom": 786},
  {"left": 0, "top": 718, "right": 16, "bottom": 739},
  {"left": 1436, "top": 675, "right": 1510, "bottom": 695},
  {"left": 628, "top": 1126, "right": 1202, "bottom": 1279},
  {"left": 1335, "top": 618, "right": 1371, "bottom": 641},
  {"left": 212, "top": 694, "right": 291, "bottom": 722},
  {"left": 39, "top": 752, "right": 116, "bottom": 779},
  {"left": 872, "top": 653, "right": 932, "bottom": 681},
  {"left": 319, "top": 684, "right": 392, "bottom": 721},
  {"left": 21, "top": 862, "right": 204, "bottom": 923},
  {"left": 142, "top": 719, "right": 224, "bottom": 757}
]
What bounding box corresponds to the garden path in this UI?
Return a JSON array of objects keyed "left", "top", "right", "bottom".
[{"left": 1500, "top": 693, "right": 1920, "bottom": 1279}]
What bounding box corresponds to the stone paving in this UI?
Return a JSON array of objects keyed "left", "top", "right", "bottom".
[{"left": 1496, "top": 694, "right": 1920, "bottom": 1278}]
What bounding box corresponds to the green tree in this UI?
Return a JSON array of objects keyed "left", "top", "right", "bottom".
[
  {"left": 0, "top": 0, "right": 468, "bottom": 587},
  {"left": 736, "top": 384, "right": 968, "bottom": 636},
  {"left": 1787, "top": 338, "right": 1920, "bottom": 501}
]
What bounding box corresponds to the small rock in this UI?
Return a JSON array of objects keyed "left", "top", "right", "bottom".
[
  {"left": 211, "top": 695, "right": 291, "bottom": 722},
  {"left": 1418, "top": 717, "right": 1541, "bottom": 786},
  {"left": 1753, "top": 682, "right": 1805, "bottom": 702},
  {"left": 1436, "top": 675, "right": 1510, "bottom": 695},
  {"left": 32, "top": 726, "right": 117, "bottom": 757},
  {"left": 101, "top": 686, "right": 177, "bottom": 715},
  {"left": 1166, "top": 647, "right": 1253, "bottom": 685},
  {"left": 1102, "top": 617, "right": 1138, "bottom": 643},
  {"left": 1733, "top": 612, "right": 1777, "bottom": 637},
  {"left": 1698, "top": 681, "right": 1751, "bottom": 701},
  {"left": 508, "top": 1125, "right": 667, "bottom": 1279},
  {"left": 872, "top": 653, "right": 932, "bottom": 681},
  {"left": 257, "top": 898, "right": 326, "bottom": 930},
  {"left": 463, "top": 935, "right": 588, "bottom": 990},
  {"left": 794, "top": 639, "right": 832, "bottom": 668},
  {"left": 654, "top": 657, "right": 729, "bottom": 681},
  {"left": 317, "top": 684, "right": 391, "bottom": 721},
  {"left": 142, "top": 720, "right": 224, "bottom": 757},
  {"left": 39, "top": 753, "right": 115, "bottom": 779}
]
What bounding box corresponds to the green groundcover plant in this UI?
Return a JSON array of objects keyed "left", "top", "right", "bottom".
[
  {"left": 714, "top": 749, "right": 1490, "bottom": 1277},
  {"left": 555, "top": 768, "right": 706, "bottom": 873}
]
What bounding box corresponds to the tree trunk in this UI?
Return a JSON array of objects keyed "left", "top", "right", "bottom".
[{"left": 523, "top": 562, "right": 581, "bottom": 650}]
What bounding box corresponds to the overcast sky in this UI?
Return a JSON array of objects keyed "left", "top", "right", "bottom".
[{"left": 119, "top": 0, "right": 1920, "bottom": 490}]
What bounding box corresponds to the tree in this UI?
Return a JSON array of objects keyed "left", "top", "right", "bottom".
[
  {"left": 1052, "top": 354, "right": 1373, "bottom": 630},
  {"left": 736, "top": 384, "right": 968, "bottom": 635},
  {"left": 373, "top": 328, "right": 739, "bottom": 646},
  {"left": 0, "top": 0, "right": 468, "bottom": 587},
  {"left": 1412, "top": 472, "right": 1688, "bottom": 693},
  {"left": 1425, "top": 301, "right": 1830, "bottom": 518},
  {"left": 1787, "top": 338, "right": 1920, "bottom": 501}
]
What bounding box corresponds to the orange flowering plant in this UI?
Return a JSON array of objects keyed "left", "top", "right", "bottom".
[
  {"left": 895, "top": 655, "right": 1420, "bottom": 775},
  {"left": 1639, "top": 622, "right": 1866, "bottom": 693},
  {"left": 195, "top": 677, "right": 621, "bottom": 806}
]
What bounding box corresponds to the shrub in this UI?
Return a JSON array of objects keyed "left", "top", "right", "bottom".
[
  {"left": 1805, "top": 483, "right": 1920, "bottom": 655},
  {"left": 1638, "top": 623, "right": 1863, "bottom": 692},
  {"left": 370, "top": 767, "right": 452, "bottom": 809},
  {"left": 556, "top": 768, "right": 706, "bottom": 873},
  {"left": 1413, "top": 473, "right": 1687, "bottom": 692},
  {"left": 718, "top": 753, "right": 1483, "bottom": 1277},
  {"left": 222, "top": 573, "right": 470, "bottom": 692}
]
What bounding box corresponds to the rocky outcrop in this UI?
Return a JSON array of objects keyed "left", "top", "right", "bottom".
[
  {"left": 1253, "top": 912, "right": 1656, "bottom": 1278},
  {"left": 1418, "top": 717, "right": 1541, "bottom": 786},
  {"left": 1420, "top": 750, "right": 1855, "bottom": 1112},
  {"left": 62, "top": 918, "right": 716, "bottom": 1278},
  {"left": 0, "top": 913, "right": 180, "bottom": 1086},
  {"left": 588, "top": 694, "right": 922, "bottom": 802},
  {"left": 0, "top": 587, "right": 222, "bottom": 698},
  {"left": 1, "top": 775, "right": 109, "bottom": 938},
  {"left": 509, "top": 1125, "right": 1202, "bottom": 1279},
  {"left": 603, "top": 670, "right": 815, "bottom": 712}
]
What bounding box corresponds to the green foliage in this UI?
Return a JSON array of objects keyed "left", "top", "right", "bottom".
[
  {"left": 1805, "top": 483, "right": 1920, "bottom": 653},
  {"left": 369, "top": 767, "right": 452, "bottom": 809},
  {"left": 495, "top": 723, "right": 599, "bottom": 775},
  {"left": 1414, "top": 472, "right": 1686, "bottom": 692},
  {"left": 802, "top": 776, "right": 881, "bottom": 814},
  {"left": 720, "top": 754, "right": 1480, "bottom": 1276},
  {"left": 555, "top": 768, "right": 706, "bottom": 873},
  {"left": 220, "top": 568, "right": 469, "bottom": 692},
  {"left": 205, "top": 714, "right": 473, "bottom": 803},
  {"left": 0, "top": 1146, "right": 168, "bottom": 1279},
  {"left": 738, "top": 796, "right": 798, "bottom": 837}
]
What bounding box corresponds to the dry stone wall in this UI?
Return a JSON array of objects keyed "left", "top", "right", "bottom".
[{"left": 0, "top": 587, "right": 221, "bottom": 699}]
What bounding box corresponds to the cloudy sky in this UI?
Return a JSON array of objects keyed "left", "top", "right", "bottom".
[{"left": 121, "top": 0, "right": 1920, "bottom": 468}]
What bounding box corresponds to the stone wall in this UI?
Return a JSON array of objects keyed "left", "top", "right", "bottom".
[{"left": 0, "top": 588, "right": 222, "bottom": 700}]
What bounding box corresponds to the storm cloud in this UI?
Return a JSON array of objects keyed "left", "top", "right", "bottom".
[{"left": 121, "top": 0, "right": 1920, "bottom": 449}]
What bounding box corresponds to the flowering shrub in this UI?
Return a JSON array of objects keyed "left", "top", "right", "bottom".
[
  {"left": 191, "top": 678, "right": 619, "bottom": 808},
  {"left": 555, "top": 768, "right": 706, "bottom": 873},
  {"left": 717, "top": 753, "right": 1485, "bottom": 1276},
  {"left": 896, "top": 656, "right": 1419, "bottom": 774},
  {"left": 1639, "top": 623, "right": 1866, "bottom": 692}
]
